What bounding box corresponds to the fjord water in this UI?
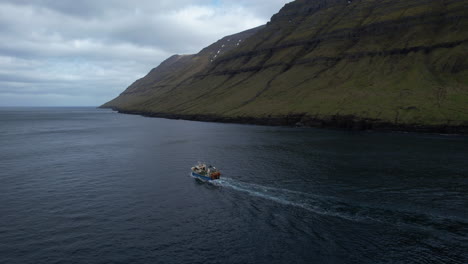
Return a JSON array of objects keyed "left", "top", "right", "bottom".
[{"left": 0, "top": 108, "right": 467, "bottom": 264}]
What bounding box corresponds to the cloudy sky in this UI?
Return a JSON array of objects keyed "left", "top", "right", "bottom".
[{"left": 0, "top": 0, "right": 292, "bottom": 106}]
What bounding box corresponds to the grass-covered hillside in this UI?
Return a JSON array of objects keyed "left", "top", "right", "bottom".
[{"left": 102, "top": 0, "right": 468, "bottom": 132}]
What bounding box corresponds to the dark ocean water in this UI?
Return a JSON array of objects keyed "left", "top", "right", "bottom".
[{"left": 0, "top": 107, "right": 467, "bottom": 264}]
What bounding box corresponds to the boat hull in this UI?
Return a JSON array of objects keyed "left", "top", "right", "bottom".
[{"left": 191, "top": 172, "right": 215, "bottom": 182}]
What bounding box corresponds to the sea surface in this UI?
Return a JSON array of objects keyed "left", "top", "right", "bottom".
[{"left": 0, "top": 107, "right": 467, "bottom": 264}]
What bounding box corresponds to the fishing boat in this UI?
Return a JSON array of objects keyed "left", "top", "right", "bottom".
[{"left": 191, "top": 162, "right": 221, "bottom": 182}]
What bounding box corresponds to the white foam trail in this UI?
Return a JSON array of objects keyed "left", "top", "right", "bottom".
[
  {"left": 212, "top": 178, "right": 468, "bottom": 237},
  {"left": 214, "top": 178, "right": 363, "bottom": 222}
]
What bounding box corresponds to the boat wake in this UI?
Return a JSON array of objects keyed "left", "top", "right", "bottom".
[{"left": 213, "top": 178, "right": 467, "bottom": 238}]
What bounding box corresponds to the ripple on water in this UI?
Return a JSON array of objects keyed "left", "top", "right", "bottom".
[{"left": 1, "top": 108, "right": 467, "bottom": 264}]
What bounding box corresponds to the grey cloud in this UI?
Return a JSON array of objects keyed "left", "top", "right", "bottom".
[
  {"left": 0, "top": 0, "right": 292, "bottom": 106},
  {"left": 0, "top": 0, "right": 218, "bottom": 19}
]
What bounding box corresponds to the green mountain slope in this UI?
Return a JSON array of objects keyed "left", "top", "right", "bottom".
[
  {"left": 102, "top": 26, "right": 263, "bottom": 110},
  {"left": 102, "top": 0, "right": 468, "bottom": 132}
]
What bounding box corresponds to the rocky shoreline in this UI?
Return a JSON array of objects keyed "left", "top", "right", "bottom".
[{"left": 105, "top": 108, "right": 468, "bottom": 135}]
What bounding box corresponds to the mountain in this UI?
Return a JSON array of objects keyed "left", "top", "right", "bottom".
[
  {"left": 102, "top": 0, "right": 468, "bottom": 133},
  {"left": 102, "top": 25, "right": 263, "bottom": 111}
]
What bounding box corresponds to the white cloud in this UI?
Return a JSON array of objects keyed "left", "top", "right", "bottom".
[{"left": 0, "top": 0, "right": 292, "bottom": 106}]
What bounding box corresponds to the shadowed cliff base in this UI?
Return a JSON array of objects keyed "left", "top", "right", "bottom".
[{"left": 109, "top": 108, "right": 468, "bottom": 135}]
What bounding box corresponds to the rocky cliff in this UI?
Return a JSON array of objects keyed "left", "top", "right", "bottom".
[{"left": 102, "top": 0, "right": 468, "bottom": 133}]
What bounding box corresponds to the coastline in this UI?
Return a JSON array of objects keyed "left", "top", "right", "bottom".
[{"left": 102, "top": 107, "right": 468, "bottom": 135}]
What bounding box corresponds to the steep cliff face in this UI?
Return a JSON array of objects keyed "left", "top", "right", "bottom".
[
  {"left": 103, "top": 0, "right": 468, "bottom": 132},
  {"left": 102, "top": 26, "right": 264, "bottom": 110}
]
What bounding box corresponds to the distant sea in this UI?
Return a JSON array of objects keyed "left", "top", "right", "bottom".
[{"left": 0, "top": 107, "right": 467, "bottom": 264}]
